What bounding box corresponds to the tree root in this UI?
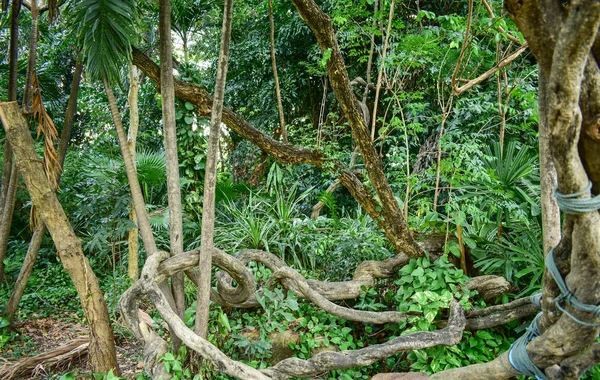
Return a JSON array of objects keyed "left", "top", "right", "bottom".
[{"left": 119, "top": 244, "right": 525, "bottom": 379}]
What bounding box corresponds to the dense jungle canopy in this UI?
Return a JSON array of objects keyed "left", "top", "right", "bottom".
[{"left": 0, "top": 0, "right": 600, "bottom": 379}]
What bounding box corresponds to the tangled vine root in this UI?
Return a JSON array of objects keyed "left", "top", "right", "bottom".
[{"left": 119, "top": 244, "right": 536, "bottom": 379}]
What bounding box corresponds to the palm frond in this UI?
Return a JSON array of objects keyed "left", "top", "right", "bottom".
[
  {"left": 136, "top": 149, "right": 166, "bottom": 186},
  {"left": 69, "top": 0, "right": 138, "bottom": 84}
]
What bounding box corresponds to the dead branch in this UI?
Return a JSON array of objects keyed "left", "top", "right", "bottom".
[{"left": 0, "top": 337, "right": 89, "bottom": 380}]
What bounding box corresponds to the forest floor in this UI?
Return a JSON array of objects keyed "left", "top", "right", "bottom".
[{"left": 0, "top": 315, "right": 144, "bottom": 379}]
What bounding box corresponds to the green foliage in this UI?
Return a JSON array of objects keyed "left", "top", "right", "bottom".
[{"left": 69, "top": 0, "right": 139, "bottom": 84}]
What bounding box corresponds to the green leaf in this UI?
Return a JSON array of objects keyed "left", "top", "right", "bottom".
[
  {"left": 184, "top": 115, "right": 194, "bottom": 125},
  {"left": 319, "top": 48, "right": 332, "bottom": 68},
  {"left": 185, "top": 101, "right": 195, "bottom": 110}
]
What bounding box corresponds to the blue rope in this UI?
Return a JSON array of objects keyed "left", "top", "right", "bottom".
[
  {"left": 554, "top": 181, "right": 600, "bottom": 214},
  {"left": 530, "top": 293, "right": 542, "bottom": 308},
  {"left": 546, "top": 249, "right": 600, "bottom": 327},
  {"left": 508, "top": 313, "right": 547, "bottom": 379},
  {"left": 505, "top": 183, "right": 600, "bottom": 378}
]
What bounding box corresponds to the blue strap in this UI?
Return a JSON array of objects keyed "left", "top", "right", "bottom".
[
  {"left": 508, "top": 313, "right": 547, "bottom": 379},
  {"left": 554, "top": 181, "right": 600, "bottom": 214},
  {"left": 546, "top": 249, "right": 600, "bottom": 327},
  {"left": 506, "top": 182, "right": 600, "bottom": 378}
]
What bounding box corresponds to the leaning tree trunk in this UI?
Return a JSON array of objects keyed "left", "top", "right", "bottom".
[
  {"left": 194, "top": 0, "right": 234, "bottom": 339},
  {"left": 0, "top": 0, "right": 22, "bottom": 284},
  {"left": 289, "top": 0, "right": 419, "bottom": 257},
  {"left": 159, "top": 0, "right": 186, "bottom": 351},
  {"left": 0, "top": 101, "right": 119, "bottom": 375},
  {"left": 2, "top": 60, "right": 84, "bottom": 323}
]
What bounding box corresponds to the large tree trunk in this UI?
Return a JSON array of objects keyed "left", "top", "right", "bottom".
[
  {"left": 0, "top": 101, "right": 119, "bottom": 375},
  {"left": 2, "top": 60, "right": 84, "bottom": 323},
  {"left": 194, "top": 0, "right": 234, "bottom": 339},
  {"left": 159, "top": 0, "right": 186, "bottom": 350},
  {"left": 419, "top": 2, "right": 600, "bottom": 378}
]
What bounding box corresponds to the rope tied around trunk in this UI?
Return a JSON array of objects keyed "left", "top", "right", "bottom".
[
  {"left": 554, "top": 181, "right": 600, "bottom": 215},
  {"left": 506, "top": 182, "right": 600, "bottom": 379}
]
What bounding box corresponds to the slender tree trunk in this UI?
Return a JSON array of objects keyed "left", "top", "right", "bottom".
[
  {"left": 104, "top": 80, "right": 157, "bottom": 254},
  {"left": 370, "top": 0, "right": 394, "bottom": 141},
  {"left": 195, "top": 0, "right": 234, "bottom": 339},
  {"left": 22, "top": 0, "right": 37, "bottom": 111},
  {"left": 432, "top": 96, "right": 453, "bottom": 213},
  {"left": 268, "top": 0, "right": 287, "bottom": 143},
  {"left": 159, "top": 0, "right": 186, "bottom": 347},
  {"left": 2, "top": 60, "right": 83, "bottom": 323},
  {"left": 0, "top": 144, "right": 12, "bottom": 218},
  {"left": 0, "top": 101, "right": 119, "bottom": 375},
  {"left": 3, "top": 223, "right": 43, "bottom": 321},
  {"left": 0, "top": 161, "right": 18, "bottom": 283},
  {"left": 0, "top": 0, "right": 22, "bottom": 283},
  {"left": 7, "top": 0, "right": 21, "bottom": 102},
  {"left": 104, "top": 79, "right": 181, "bottom": 347},
  {"left": 362, "top": 0, "right": 378, "bottom": 105},
  {"left": 127, "top": 64, "right": 140, "bottom": 281}
]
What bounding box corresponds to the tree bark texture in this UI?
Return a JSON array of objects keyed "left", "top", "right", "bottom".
[
  {"left": 159, "top": 0, "right": 186, "bottom": 324},
  {"left": 0, "top": 161, "right": 18, "bottom": 283},
  {"left": 156, "top": 4, "right": 186, "bottom": 351},
  {"left": 2, "top": 59, "right": 83, "bottom": 323},
  {"left": 0, "top": 101, "right": 119, "bottom": 375},
  {"left": 104, "top": 80, "right": 158, "bottom": 255},
  {"left": 538, "top": 66, "right": 561, "bottom": 254},
  {"left": 195, "top": 0, "right": 234, "bottom": 339},
  {"left": 127, "top": 64, "right": 140, "bottom": 281}
]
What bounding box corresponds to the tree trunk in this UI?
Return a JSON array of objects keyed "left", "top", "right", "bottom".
[
  {"left": 2, "top": 59, "right": 83, "bottom": 323},
  {"left": 127, "top": 64, "right": 140, "bottom": 281},
  {"left": 21, "top": 0, "right": 37, "bottom": 111},
  {"left": 268, "top": 0, "right": 287, "bottom": 143},
  {"left": 159, "top": 0, "right": 186, "bottom": 349},
  {"left": 369, "top": 0, "right": 394, "bottom": 141},
  {"left": 537, "top": 65, "right": 561, "bottom": 254},
  {"left": 0, "top": 0, "right": 22, "bottom": 284},
  {"left": 0, "top": 101, "right": 119, "bottom": 375},
  {"left": 2, "top": 222, "right": 43, "bottom": 322},
  {"left": 7, "top": 0, "right": 21, "bottom": 102},
  {"left": 0, "top": 161, "right": 18, "bottom": 283},
  {"left": 195, "top": 0, "right": 234, "bottom": 339},
  {"left": 104, "top": 80, "right": 158, "bottom": 254}
]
